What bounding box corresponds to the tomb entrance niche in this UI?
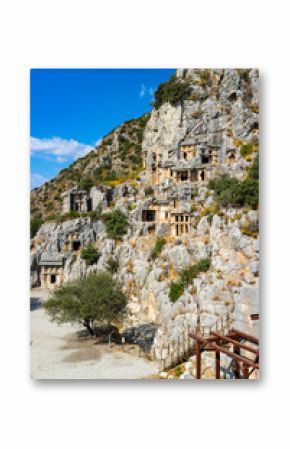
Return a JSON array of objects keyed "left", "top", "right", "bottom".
[
  {"left": 176, "top": 171, "right": 189, "bottom": 182},
  {"left": 201, "top": 152, "right": 211, "bottom": 164},
  {"left": 173, "top": 214, "right": 190, "bottom": 236},
  {"left": 72, "top": 240, "right": 81, "bottom": 251},
  {"left": 50, "top": 274, "right": 56, "bottom": 284},
  {"left": 142, "top": 210, "right": 156, "bottom": 222}
]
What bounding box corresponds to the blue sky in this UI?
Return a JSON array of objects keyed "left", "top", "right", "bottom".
[{"left": 30, "top": 68, "right": 175, "bottom": 189}]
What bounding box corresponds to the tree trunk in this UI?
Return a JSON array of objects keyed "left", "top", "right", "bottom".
[{"left": 83, "top": 319, "right": 94, "bottom": 336}]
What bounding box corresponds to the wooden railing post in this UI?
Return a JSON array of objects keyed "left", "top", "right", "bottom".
[
  {"left": 215, "top": 340, "right": 220, "bottom": 379},
  {"left": 242, "top": 365, "right": 249, "bottom": 379},
  {"left": 196, "top": 340, "right": 201, "bottom": 379},
  {"left": 233, "top": 344, "right": 241, "bottom": 379}
]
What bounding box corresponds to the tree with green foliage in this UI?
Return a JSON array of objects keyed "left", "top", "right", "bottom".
[
  {"left": 44, "top": 272, "right": 128, "bottom": 335},
  {"left": 208, "top": 157, "right": 259, "bottom": 209},
  {"left": 152, "top": 79, "right": 191, "bottom": 109},
  {"left": 79, "top": 177, "right": 94, "bottom": 193},
  {"left": 30, "top": 217, "right": 43, "bottom": 238},
  {"left": 80, "top": 244, "right": 101, "bottom": 265},
  {"left": 103, "top": 209, "right": 128, "bottom": 240}
]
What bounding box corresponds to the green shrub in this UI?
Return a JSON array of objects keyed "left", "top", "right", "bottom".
[
  {"left": 30, "top": 217, "right": 43, "bottom": 238},
  {"left": 152, "top": 79, "right": 191, "bottom": 109},
  {"left": 207, "top": 214, "right": 214, "bottom": 225},
  {"left": 195, "top": 257, "right": 211, "bottom": 273},
  {"left": 46, "top": 214, "right": 61, "bottom": 222},
  {"left": 128, "top": 154, "right": 142, "bottom": 166},
  {"left": 169, "top": 281, "right": 184, "bottom": 302},
  {"left": 103, "top": 209, "right": 128, "bottom": 240},
  {"left": 208, "top": 159, "right": 259, "bottom": 210},
  {"left": 179, "top": 265, "right": 198, "bottom": 286},
  {"left": 105, "top": 257, "right": 119, "bottom": 274},
  {"left": 234, "top": 178, "right": 259, "bottom": 209},
  {"left": 240, "top": 225, "right": 258, "bottom": 238},
  {"left": 247, "top": 154, "right": 259, "bottom": 180},
  {"left": 197, "top": 69, "right": 211, "bottom": 85},
  {"left": 119, "top": 135, "right": 128, "bottom": 143},
  {"left": 170, "top": 257, "right": 211, "bottom": 302},
  {"left": 150, "top": 237, "right": 166, "bottom": 260},
  {"left": 87, "top": 207, "right": 102, "bottom": 221},
  {"left": 179, "top": 258, "right": 211, "bottom": 287},
  {"left": 79, "top": 177, "right": 94, "bottom": 193},
  {"left": 145, "top": 186, "right": 154, "bottom": 196},
  {"left": 61, "top": 211, "right": 81, "bottom": 221},
  {"left": 80, "top": 244, "right": 101, "bottom": 265},
  {"left": 240, "top": 143, "right": 257, "bottom": 158}
]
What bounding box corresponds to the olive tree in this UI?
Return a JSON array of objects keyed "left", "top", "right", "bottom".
[{"left": 44, "top": 272, "right": 127, "bottom": 335}]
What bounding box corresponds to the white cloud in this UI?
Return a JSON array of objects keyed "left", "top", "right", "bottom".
[
  {"left": 30, "top": 136, "right": 93, "bottom": 162},
  {"left": 139, "top": 83, "right": 146, "bottom": 98},
  {"left": 139, "top": 84, "right": 155, "bottom": 101},
  {"left": 30, "top": 172, "right": 49, "bottom": 189},
  {"left": 56, "top": 156, "right": 66, "bottom": 163}
]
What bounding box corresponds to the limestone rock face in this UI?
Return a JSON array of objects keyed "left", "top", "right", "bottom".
[
  {"left": 165, "top": 245, "right": 191, "bottom": 270},
  {"left": 142, "top": 103, "right": 184, "bottom": 163}
]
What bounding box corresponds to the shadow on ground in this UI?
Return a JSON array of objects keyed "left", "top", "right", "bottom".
[{"left": 30, "top": 297, "right": 42, "bottom": 312}]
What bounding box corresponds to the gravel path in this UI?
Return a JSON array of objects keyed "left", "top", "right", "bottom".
[{"left": 30, "top": 290, "right": 159, "bottom": 380}]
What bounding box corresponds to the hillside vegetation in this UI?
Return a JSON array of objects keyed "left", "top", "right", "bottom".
[{"left": 30, "top": 114, "right": 149, "bottom": 221}]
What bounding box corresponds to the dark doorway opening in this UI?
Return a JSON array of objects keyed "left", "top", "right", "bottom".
[
  {"left": 201, "top": 153, "right": 210, "bottom": 164},
  {"left": 142, "top": 210, "right": 156, "bottom": 222},
  {"left": 72, "top": 241, "right": 81, "bottom": 251},
  {"left": 180, "top": 172, "right": 189, "bottom": 181},
  {"left": 50, "top": 274, "right": 56, "bottom": 284}
]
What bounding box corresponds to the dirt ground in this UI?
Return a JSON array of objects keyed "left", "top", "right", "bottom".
[{"left": 30, "top": 289, "right": 159, "bottom": 380}]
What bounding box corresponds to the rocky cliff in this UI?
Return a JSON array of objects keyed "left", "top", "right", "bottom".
[{"left": 30, "top": 69, "right": 259, "bottom": 358}]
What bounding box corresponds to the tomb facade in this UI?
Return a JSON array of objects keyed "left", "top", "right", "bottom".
[
  {"left": 38, "top": 254, "right": 64, "bottom": 289},
  {"left": 61, "top": 187, "right": 91, "bottom": 214}
]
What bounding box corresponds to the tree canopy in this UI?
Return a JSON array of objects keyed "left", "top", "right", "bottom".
[
  {"left": 152, "top": 79, "right": 191, "bottom": 109},
  {"left": 44, "top": 272, "right": 128, "bottom": 335},
  {"left": 30, "top": 217, "right": 43, "bottom": 238},
  {"left": 208, "top": 155, "right": 259, "bottom": 209},
  {"left": 80, "top": 244, "right": 101, "bottom": 265},
  {"left": 102, "top": 209, "right": 128, "bottom": 240}
]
